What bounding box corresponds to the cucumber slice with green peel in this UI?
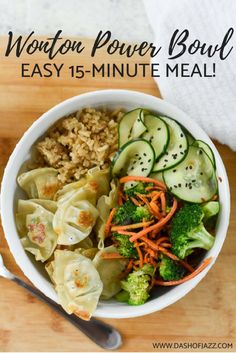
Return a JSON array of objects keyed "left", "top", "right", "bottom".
[
  {"left": 193, "top": 140, "right": 216, "bottom": 169},
  {"left": 119, "top": 108, "right": 147, "bottom": 147},
  {"left": 142, "top": 114, "right": 170, "bottom": 161},
  {"left": 111, "top": 138, "right": 155, "bottom": 185},
  {"left": 179, "top": 124, "right": 195, "bottom": 145},
  {"left": 163, "top": 145, "right": 218, "bottom": 203},
  {"left": 152, "top": 117, "right": 188, "bottom": 172}
]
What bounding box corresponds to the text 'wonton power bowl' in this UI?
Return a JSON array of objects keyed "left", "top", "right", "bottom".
[{"left": 0, "top": 90, "right": 230, "bottom": 319}]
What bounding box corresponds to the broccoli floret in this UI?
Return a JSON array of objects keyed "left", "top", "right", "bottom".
[
  {"left": 170, "top": 204, "right": 215, "bottom": 259},
  {"left": 201, "top": 201, "right": 220, "bottom": 223},
  {"left": 113, "top": 200, "right": 137, "bottom": 225},
  {"left": 120, "top": 264, "right": 154, "bottom": 305},
  {"left": 132, "top": 205, "right": 151, "bottom": 223},
  {"left": 113, "top": 233, "right": 138, "bottom": 258},
  {"left": 159, "top": 255, "right": 186, "bottom": 281},
  {"left": 113, "top": 201, "right": 151, "bottom": 225},
  {"left": 125, "top": 182, "right": 153, "bottom": 197}
]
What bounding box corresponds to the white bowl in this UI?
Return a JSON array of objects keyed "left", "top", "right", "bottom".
[{"left": 0, "top": 90, "right": 230, "bottom": 318}]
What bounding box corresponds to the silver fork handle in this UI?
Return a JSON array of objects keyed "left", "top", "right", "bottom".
[{"left": 10, "top": 275, "right": 121, "bottom": 350}]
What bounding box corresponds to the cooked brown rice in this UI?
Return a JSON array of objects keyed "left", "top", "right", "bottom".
[{"left": 35, "top": 108, "right": 123, "bottom": 183}]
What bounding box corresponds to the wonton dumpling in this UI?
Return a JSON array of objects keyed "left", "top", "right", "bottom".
[
  {"left": 16, "top": 199, "right": 58, "bottom": 262},
  {"left": 52, "top": 250, "right": 103, "bottom": 320},
  {"left": 17, "top": 168, "right": 61, "bottom": 200},
  {"left": 93, "top": 246, "right": 127, "bottom": 299},
  {"left": 95, "top": 181, "right": 118, "bottom": 249},
  {"left": 53, "top": 199, "right": 99, "bottom": 245}
]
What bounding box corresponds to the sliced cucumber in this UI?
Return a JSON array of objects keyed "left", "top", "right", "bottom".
[
  {"left": 152, "top": 117, "right": 188, "bottom": 172},
  {"left": 142, "top": 114, "right": 169, "bottom": 161},
  {"left": 179, "top": 124, "right": 195, "bottom": 145},
  {"left": 163, "top": 145, "right": 218, "bottom": 203},
  {"left": 193, "top": 140, "right": 216, "bottom": 169},
  {"left": 150, "top": 171, "right": 165, "bottom": 184},
  {"left": 119, "top": 108, "right": 147, "bottom": 147},
  {"left": 112, "top": 138, "right": 155, "bottom": 182}
]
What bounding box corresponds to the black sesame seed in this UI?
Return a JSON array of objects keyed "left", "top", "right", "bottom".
[
  {"left": 174, "top": 185, "right": 177, "bottom": 188},
  {"left": 185, "top": 183, "right": 188, "bottom": 187},
  {"left": 140, "top": 162, "right": 143, "bottom": 165},
  {"left": 131, "top": 184, "right": 134, "bottom": 187},
  {"left": 185, "top": 166, "right": 188, "bottom": 170},
  {"left": 189, "top": 166, "right": 193, "bottom": 169},
  {"left": 189, "top": 186, "right": 192, "bottom": 189},
  {"left": 148, "top": 159, "right": 151, "bottom": 163},
  {"left": 199, "top": 150, "right": 203, "bottom": 154},
  {"left": 164, "top": 159, "right": 168, "bottom": 162},
  {"left": 143, "top": 153, "right": 147, "bottom": 156},
  {"left": 178, "top": 183, "right": 181, "bottom": 187},
  {"left": 180, "top": 133, "right": 184, "bottom": 137},
  {"left": 135, "top": 154, "right": 139, "bottom": 157},
  {"left": 180, "top": 152, "right": 184, "bottom": 155},
  {"left": 137, "top": 118, "right": 140, "bottom": 122},
  {"left": 165, "top": 152, "right": 169, "bottom": 156},
  {"left": 141, "top": 168, "right": 145, "bottom": 172},
  {"left": 139, "top": 157, "right": 142, "bottom": 160},
  {"left": 169, "top": 187, "right": 173, "bottom": 191},
  {"left": 192, "top": 179, "right": 196, "bottom": 182},
  {"left": 173, "top": 169, "right": 177, "bottom": 173},
  {"left": 131, "top": 167, "right": 134, "bottom": 170},
  {"left": 200, "top": 172, "right": 203, "bottom": 175},
  {"left": 179, "top": 144, "right": 182, "bottom": 148},
  {"left": 157, "top": 127, "right": 161, "bottom": 131},
  {"left": 163, "top": 164, "right": 166, "bottom": 168}
]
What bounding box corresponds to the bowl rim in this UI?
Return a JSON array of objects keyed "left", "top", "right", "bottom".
[{"left": 0, "top": 89, "right": 231, "bottom": 318}]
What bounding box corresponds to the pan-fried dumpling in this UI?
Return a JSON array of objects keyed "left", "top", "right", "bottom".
[
  {"left": 95, "top": 180, "right": 118, "bottom": 249},
  {"left": 52, "top": 250, "right": 103, "bottom": 320},
  {"left": 86, "top": 167, "right": 110, "bottom": 199},
  {"left": 16, "top": 199, "right": 57, "bottom": 237},
  {"left": 56, "top": 167, "right": 110, "bottom": 204},
  {"left": 16, "top": 199, "right": 58, "bottom": 262},
  {"left": 17, "top": 168, "right": 61, "bottom": 200},
  {"left": 53, "top": 199, "right": 99, "bottom": 245},
  {"left": 93, "top": 246, "right": 127, "bottom": 300}
]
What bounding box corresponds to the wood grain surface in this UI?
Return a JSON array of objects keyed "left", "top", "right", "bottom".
[{"left": 0, "top": 37, "right": 235, "bottom": 352}]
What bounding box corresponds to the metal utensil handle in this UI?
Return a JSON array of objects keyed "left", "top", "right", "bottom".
[{"left": 11, "top": 276, "right": 121, "bottom": 350}]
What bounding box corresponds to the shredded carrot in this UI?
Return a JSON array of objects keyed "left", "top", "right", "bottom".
[
  {"left": 156, "top": 236, "right": 169, "bottom": 245},
  {"left": 152, "top": 192, "right": 162, "bottom": 202},
  {"left": 119, "top": 176, "right": 166, "bottom": 190},
  {"left": 134, "top": 242, "right": 143, "bottom": 268},
  {"left": 117, "top": 230, "right": 138, "bottom": 237},
  {"left": 157, "top": 245, "right": 180, "bottom": 261},
  {"left": 146, "top": 186, "right": 163, "bottom": 192},
  {"left": 154, "top": 257, "right": 212, "bottom": 286},
  {"left": 102, "top": 252, "right": 125, "bottom": 259},
  {"left": 131, "top": 196, "right": 142, "bottom": 207},
  {"left": 111, "top": 220, "right": 153, "bottom": 232},
  {"left": 105, "top": 208, "right": 116, "bottom": 236},
  {"left": 160, "top": 243, "right": 172, "bottom": 248},
  {"left": 136, "top": 193, "right": 152, "bottom": 210},
  {"left": 150, "top": 201, "right": 163, "bottom": 219},
  {"left": 179, "top": 260, "right": 195, "bottom": 273},
  {"left": 160, "top": 192, "right": 166, "bottom": 216},
  {"left": 129, "top": 198, "right": 178, "bottom": 242}
]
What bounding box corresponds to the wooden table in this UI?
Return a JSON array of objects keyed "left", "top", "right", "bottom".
[{"left": 0, "top": 38, "right": 235, "bottom": 352}]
